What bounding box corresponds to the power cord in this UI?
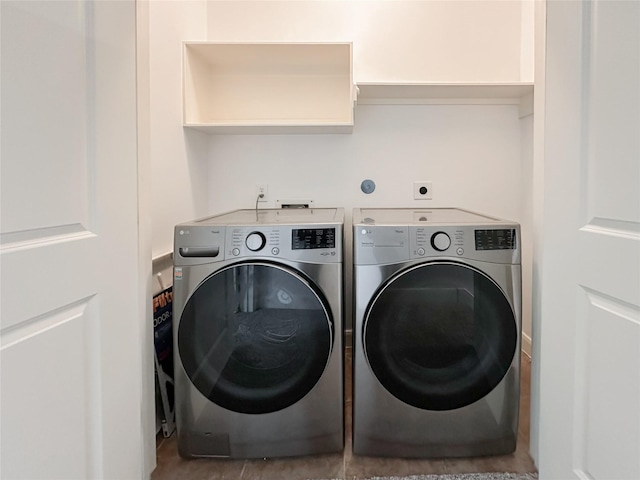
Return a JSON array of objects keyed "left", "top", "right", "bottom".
[{"left": 255, "top": 192, "right": 264, "bottom": 219}]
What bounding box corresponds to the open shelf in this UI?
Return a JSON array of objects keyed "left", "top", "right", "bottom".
[
  {"left": 356, "top": 83, "right": 534, "bottom": 105},
  {"left": 183, "top": 42, "right": 355, "bottom": 134}
]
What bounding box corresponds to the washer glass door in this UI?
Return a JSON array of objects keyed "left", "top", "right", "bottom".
[
  {"left": 364, "top": 261, "right": 517, "bottom": 411},
  {"left": 178, "top": 262, "right": 333, "bottom": 414}
]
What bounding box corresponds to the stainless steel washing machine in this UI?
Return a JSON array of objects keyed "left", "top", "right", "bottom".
[
  {"left": 173, "top": 208, "right": 344, "bottom": 459},
  {"left": 352, "top": 208, "right": 521, "bottom": 458}
]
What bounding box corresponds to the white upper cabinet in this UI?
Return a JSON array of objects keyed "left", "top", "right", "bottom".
[{"left": 183, "top": 42, "right": 355, "bottom": 133}]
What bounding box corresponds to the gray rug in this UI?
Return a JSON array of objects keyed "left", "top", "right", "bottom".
[{"left": 368, "top": 473, "right": 538, "bottom": 480}]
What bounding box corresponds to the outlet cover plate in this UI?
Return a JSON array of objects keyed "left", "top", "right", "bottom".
[
  {"left": 413, "top": 181, "right": 433, "bottom": 200},
  {"left": 255, "top": 184, "right": 269, "bottom": 202}
]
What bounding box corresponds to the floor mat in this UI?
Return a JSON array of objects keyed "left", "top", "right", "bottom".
[{"left": 368, "top": 473, "right": 538, "bottom": 480}]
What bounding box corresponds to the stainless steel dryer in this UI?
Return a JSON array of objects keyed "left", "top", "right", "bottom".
[
  {"left": 352, "top": 208, "right": 521, "bottom": 458},
  {"left": 173, "top": 208, "right": 344, "bottom": 459}
]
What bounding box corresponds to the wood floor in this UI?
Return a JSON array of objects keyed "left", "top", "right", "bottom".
[{"left": 152, "top": 350, "right": 536, "bottom": 480}]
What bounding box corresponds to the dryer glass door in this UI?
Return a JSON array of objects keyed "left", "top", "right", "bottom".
[
  {"left": 363, "top": 261, "right": 517, "bottom": 411},
  {"left": 178, "top": 262, "right": 333, "bottom": 414}
]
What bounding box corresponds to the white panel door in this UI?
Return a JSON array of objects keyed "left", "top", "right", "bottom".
[
  {"left": 1, "top": 1, "right": 146, "bottom": 479},
  {"left": 539, "top": 1, "right": 640, "bottom": 478}
]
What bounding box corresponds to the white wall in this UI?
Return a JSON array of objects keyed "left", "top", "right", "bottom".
[
  {"left": 149, "top": 0, "right": 535, "bottom": 333},
  {"left": 206, "top": 0, "right": 533, "bottom": 83},
  {"left": 205, "top": 103, "right": 527, "bottom": 329},
  {"left": 149, "top": 0, "right": 210, "bottom": 259},
  {"left": 206, "top": 106, "right": 523, "bottom": 218}
]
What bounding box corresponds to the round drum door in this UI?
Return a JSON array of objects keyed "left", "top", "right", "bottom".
[
  {"left": 178, "top": 262, "right": 333, "bottom": 414},
  {"left": 364, "top": 261, "right": 517, "bottom": 411}
]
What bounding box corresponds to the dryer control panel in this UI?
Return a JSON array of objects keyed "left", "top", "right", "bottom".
[
  {"left": 352, "top": 208, "right": 520, "bottom": 266},
  {"left": 474, "top": 229, "right": 517, "bottom": 251},
  {"left": 354, "top": 225, "right": 519, "bottom": 265},
  {"left": 410, "top": 226, "right": 519, "bottom": 264},
  {"left": 354, "top": 226, "right": 410, "bottom": 265},
  {"left": 410, "top": 227, "right": 467, "bottom": 259}
]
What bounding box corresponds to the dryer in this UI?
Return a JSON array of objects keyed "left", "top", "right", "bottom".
[
  {"left": 352, "top": 208, "right": 521, "bottom": 458},
  {"left": 173, "top": 208, "right": 344, "bottom": 459}
]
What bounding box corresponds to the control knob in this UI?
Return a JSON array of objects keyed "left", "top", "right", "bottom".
[
  {"left": 245, "top": 231, "right": 266, "bottom": 251},
  {"left": 431, "top": 231, "right": 451, "bottom": 252}
]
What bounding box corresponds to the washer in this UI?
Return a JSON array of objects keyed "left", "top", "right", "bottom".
[
  {"left": 173, "top": 208, "right": 344, "bottom": 459},
  {"left": 352, "top": 208, "right": 521, "bottom": 458}
]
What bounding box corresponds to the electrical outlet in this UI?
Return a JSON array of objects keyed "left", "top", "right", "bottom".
[
  {"left": 413, "top": 181, "right": 433, "bottom": 200},
  {"left": 255, "top": 184, "right": 269, "bottom": 202}
]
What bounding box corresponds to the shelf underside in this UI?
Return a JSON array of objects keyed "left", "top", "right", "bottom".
[{"left": 356, "top": 83, "right": 534, "bottom": 104}]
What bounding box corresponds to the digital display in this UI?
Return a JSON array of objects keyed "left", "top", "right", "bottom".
[
  {"left": 475, "top": 229, "right": 517, "bottom": 251},
  {"left": 292, "top": 228, "right": 336, "bottom": 250}
]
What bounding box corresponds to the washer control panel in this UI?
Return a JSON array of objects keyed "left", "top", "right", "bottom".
[
  {"left": 230, "top": 227, "right": 282, "bottom": 257},
  {"left": 291, "top": 228, "right": 336, "bottom": 250},
  {"left": 430, "top": 231, "right": 451, "bottom": 251},
  {"left": 245, "top": 231, "right": 267, "bottom": 251},
  {"left": 173, "top": 226, "right": 227, "bottom": 266},
  {"left": 227, "top": 225, "right": 341, "bottom": 262}
]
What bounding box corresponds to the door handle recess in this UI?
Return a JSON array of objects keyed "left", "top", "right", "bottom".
[{"left": 179, "top": 247, "right": 220, "bottom": 258}]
